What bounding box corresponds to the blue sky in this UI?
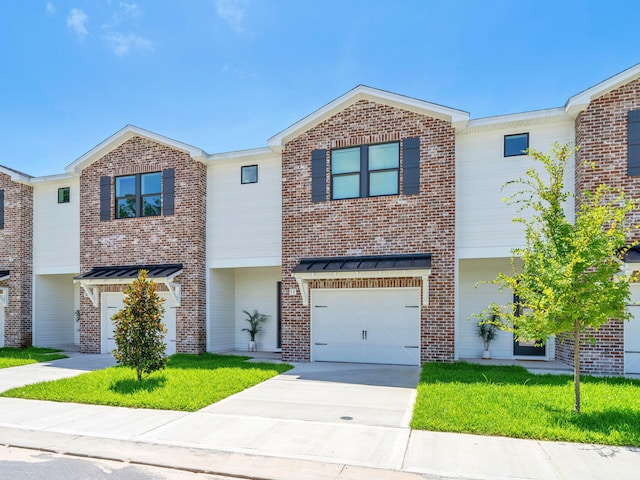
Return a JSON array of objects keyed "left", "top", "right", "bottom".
[{"left": 1, "top": 1, "right": 639, "bottom": 176}]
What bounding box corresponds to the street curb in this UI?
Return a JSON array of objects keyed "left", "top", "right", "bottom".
[{"left": 0, "top": 427, "right": 429, "bottom": 480}]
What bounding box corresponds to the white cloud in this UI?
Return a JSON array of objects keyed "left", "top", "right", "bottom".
[
  {"left": 117, "top": 2, "right": 142, "bottom": 20},
  {"left": 215, "top": 0, "right": 247, "bottom": 33},
  {"left": 67, "top": 8, "right": 88, "bottom": 38},
  {"left": 46, "top": 2, "right": 56, "bottom": 14},
  {"left": 106, "top": 32, "right": 154, "bottom": 57}
]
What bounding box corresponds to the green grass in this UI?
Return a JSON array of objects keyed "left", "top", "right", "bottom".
[
  {"left": 411, "top": 362, "right": 640, "bottom": 447},
  {"left": 0, "top": 347, "right": 67, "bottom": 368},
  {"left": 0, "top": 353, "right": 292, "bottom": 411}
]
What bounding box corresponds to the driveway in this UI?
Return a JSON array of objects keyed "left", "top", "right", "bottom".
[{"left": 139, "top": 361, "right": 421, "bottom": 469}]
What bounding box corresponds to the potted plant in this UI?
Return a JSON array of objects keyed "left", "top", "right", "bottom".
[
  {"left": 241, "top": 309, "right": 268, "bottom": 352},
  {"left": 477, "top": 314, "right": 498, "bottom": 359}
]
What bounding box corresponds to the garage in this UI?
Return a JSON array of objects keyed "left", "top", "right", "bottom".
[
  {"left": 311, "top": 288, "right": 420, "bottom": 365},
  {"left": 101, "top": 291, "right": 177, "bottom": 355},
  {"left": 625, "top": 284, "right": 640, "bottom": 374}
]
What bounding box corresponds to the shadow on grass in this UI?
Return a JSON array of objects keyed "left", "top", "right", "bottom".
[
  {"left": 0, "top": 347, "right": 65, "bottom": 359},
  {"left": 166, "top": 353, "right": 289, "bottom": 372},
  {"left": 420, "top": 362, "right": 640, "bottom": 388},
  {"left": 110, "top": 375, "right": 167, "bottom": 394},
  {"left": 559, "top": 408, "right": 640, "bottom": 440}
]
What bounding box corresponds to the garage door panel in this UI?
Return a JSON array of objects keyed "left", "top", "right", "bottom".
[
  {"left": 625, "top": 304, "right": 640, "bottom": 374},
  {"left": 311, "top": 288, "right": 420, "bottom": 366},
  {"left": 102, "top": 292, "right": 177, "bottom": 356}
]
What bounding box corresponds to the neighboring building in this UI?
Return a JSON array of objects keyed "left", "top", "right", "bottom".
[{"left": 1, "top": 64, "right": 640, "bottom": 375}]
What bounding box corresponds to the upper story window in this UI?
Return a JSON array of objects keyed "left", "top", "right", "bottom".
[
  {"left": 241, "top": 165, "right": 258, "bottom": 184},
  {"left": 504, "top": 133, "right": 529, "bottom": 157},
  {"left": 58, "top": 187, "right": 70, "bottom": 204},
  {"left": 331, "top": 142, "right": 399, "bottom": 200},
  {"left": 115, "top": 172, "right": 162, "bottom": 219}
]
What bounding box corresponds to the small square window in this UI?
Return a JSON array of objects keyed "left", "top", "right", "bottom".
[
  {"left": 241, "top": 165, "right": 258, "bottom": 184},
  {"left": 504, "top": 133, "right": 529, "bottom": 157},
  {"left": 58, "top": 187, "right": 70, "bottom": 204}
]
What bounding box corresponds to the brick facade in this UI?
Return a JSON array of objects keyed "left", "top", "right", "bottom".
[
  {"left": 0, "top": 172, "right": 33, "bottom": 347},
  {"left": 281, "top": 99, "right": 456, "bottom": 364},
  {"left": 79, "top": 136, "right": 207, "bottom": 354},
  {"left": 562, "top": 77, "right": 640, "bottom": 374}
]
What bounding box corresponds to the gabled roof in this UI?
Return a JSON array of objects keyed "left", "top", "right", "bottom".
[
  {"left": 0, "top": 165, "right": 32, "bottom": 184},
  {"left": 65, "top": 125, "right": 208, "bottom": 175},
  {"left": 268, "top": 85, "right": 469, "bottom": 150},
  {"left": 565, "top": 63, "right": 640, "bottom": 116}
]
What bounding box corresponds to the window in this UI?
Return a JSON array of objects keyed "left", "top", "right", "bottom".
[
  {"left": 58, "top": 187, "right": 70, "bottom": 204},
  {"left": 115, "top": 172, "right": 162, "bottom": 219},
  {"left": 241, "top": 165, "right": 258, "bottom": 184},
  {"left": 504, "top": 133, "right": 529, "bottom": 157},
  {"left": 331, "top": 142, "right": 399, "bottom": 200}
]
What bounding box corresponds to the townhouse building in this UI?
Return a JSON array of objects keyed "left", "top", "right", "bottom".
[{"left": 1, "top": 64, "right": 640, "bottom": 375}]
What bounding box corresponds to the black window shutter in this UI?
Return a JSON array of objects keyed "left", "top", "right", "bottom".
[
  {"left": 403, "top": 137, "right": 421, "bottom": 194},
  {"left": 162, "top": 168, "right": 175, "bottom": 215},
  {"left": 0, "top": 189, "right": 4, "bottom": 229},
  {"left": 628, "top": 110, "right": 640, "bottom": 176},
  {"left": 99, "top": 176, "right": 111, "bottom": 221},
  {"left": 311, "top": 149, "right": 327, "bottom": 202}
]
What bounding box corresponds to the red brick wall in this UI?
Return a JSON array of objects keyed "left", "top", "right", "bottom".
[
  {"left": 79, "top": 136, "right": 207, "bottom": 354},
  {"left": 0, "top": 172, "right": 33, "bottom": 347},
  {"left": 281, "top": 99, "right": 456, "bottom": 363},
  {"left": 565, "top": 78, "right": 640, "bottom": 374}
]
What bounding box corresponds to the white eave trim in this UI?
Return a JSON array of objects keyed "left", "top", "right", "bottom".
[
  {"left": 268, "top": 85, "right": 469, "bottom": 148},
  {"left": 292, "top": 268, "right": 432, "bottom": 307},
  {"left": 65, "top": 125, "right": 208, "bottom": 175},
  {"left": 0, "top": 166, "right": 32, "bottom": 185},
  {"left": 74, "top": 269, "right": 183, "bottom": 307},
  {"left": 459, "top": 107, "right": 570, "bottom": 134},
  {"left": 207, "top": 147, "right": 277, "bottom": 164},
  {"left": 565, "top": 63, "right": 640, "bottom": 117}
]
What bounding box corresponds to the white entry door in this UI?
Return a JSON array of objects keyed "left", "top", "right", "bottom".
[
  {"left": 311, "top": 288, "right": 420, "bottom": 365},
  {"left": 102, "top": 292, "right": 177, "bottom": 355}
]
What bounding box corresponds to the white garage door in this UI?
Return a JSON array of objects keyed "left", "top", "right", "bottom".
[
  {"left": 102, "top": 292, "right": 177, "bottom": 356},
  {"left": 625, "top": 286, "right": 640, "bottom": 374},
  {"left": 311, "top": 288, "right": 420, "bottom": 365}
]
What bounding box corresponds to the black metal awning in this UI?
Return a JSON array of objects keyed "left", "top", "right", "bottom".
[
  {"left": 624, "top": 245, "right": 640, "bottom": 263},
  {"left": 74, "top": 264, "right": 183, "bottom": 281},
  {"left": 0, "top": 270, "right": 9, "bottom": 282},
  {"left": 292, "top": 254, "right": 432, "bottom": 274}
]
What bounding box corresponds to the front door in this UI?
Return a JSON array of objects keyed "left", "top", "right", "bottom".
[{"left": 512, "top": 293, "right": 546, "bottom": 356}]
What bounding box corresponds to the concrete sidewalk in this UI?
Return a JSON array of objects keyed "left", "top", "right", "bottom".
[{"left": 0, "top": 354, "right": 637, "bottom": 480}]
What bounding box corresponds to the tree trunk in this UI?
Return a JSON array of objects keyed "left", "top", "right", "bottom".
[{"left": 573, "top": 320, "right": 581, "bottom": 414}]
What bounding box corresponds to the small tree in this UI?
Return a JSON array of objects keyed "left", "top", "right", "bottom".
[
  {"left": 488, "top": 143, "right": 635, "bottom": 413},
  {"left": 111, "top": 270, "right": 167, "bottom": 381}
]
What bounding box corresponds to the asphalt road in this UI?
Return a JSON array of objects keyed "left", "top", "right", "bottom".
[{"left": 0, "top": 445, "right": 234, "bottom": 480}]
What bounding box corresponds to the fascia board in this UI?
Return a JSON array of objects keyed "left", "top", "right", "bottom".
[
  {"left": 207, "top": 147, "right": 276, "bottom": 164},
  {"left": 565, "top": 63, "right": 640, "bottom": 117},
  {"left": 65, "top": 125, "right": 208, "bottom": 175},
  {"left": 268, "top": 85, "right": 469, "bottom": 147}
]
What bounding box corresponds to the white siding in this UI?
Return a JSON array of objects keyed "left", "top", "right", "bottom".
[
  {"left": 209, "top": 268, "right": 236, "bottom": 352},
  {"left": 33, "top": 274, "right": 76, "bottom": 347},
  {"left": 33, "top": 178, "right": 80, "bottom": 274},
  {"left": 207, "top": 155, "right": 281, "bottom": 268},
  {"left": 456, "top": 121, "right": 574, "bottom": 259},
  {"left": 457, "top": 258, "right": 554, "bottom": 360},
  {"left": 235, "top": 267, "right": 280, "bottom": 352}
]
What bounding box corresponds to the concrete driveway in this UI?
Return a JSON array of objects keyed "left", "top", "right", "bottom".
[{"left": 140, "top": 361, "right": 421, "bottom": 469}]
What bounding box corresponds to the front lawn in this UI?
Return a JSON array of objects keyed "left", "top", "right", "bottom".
[
  {"left": 0, "top": 347, "right": 67, "bottom": 369},
  {"left": 411, "top": 362, "right": 640, "bottom": 446},
  {"left": 1, "top": 353, "right": 292, "bottom": 411}
]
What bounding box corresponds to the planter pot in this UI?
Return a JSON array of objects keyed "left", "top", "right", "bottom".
[
  {"left": 481, "top": 350, "right": 491, "bottom": 359},
  {"left": 248, "top": 340, "right": 256, "bottom": 352}
]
